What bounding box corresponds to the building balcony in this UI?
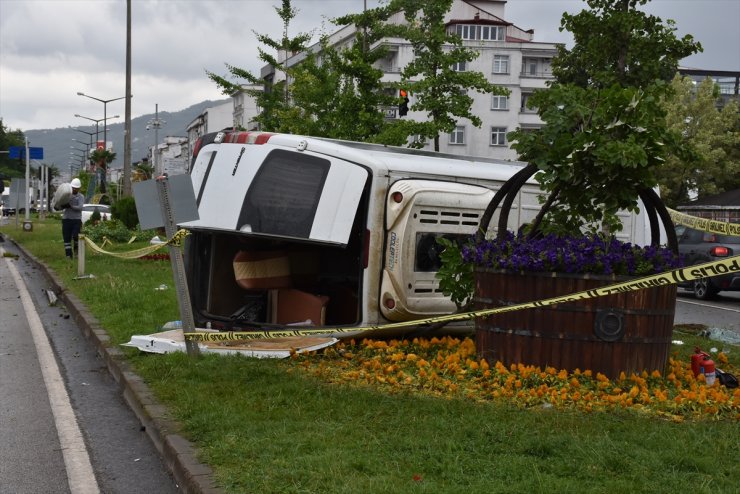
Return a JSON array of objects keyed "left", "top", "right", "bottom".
[
  {"left": 517, "top": 112, "right": 543, "bottom": 126},
  {"left": 520, "top": 70, "right": 553, "bottom": 79}
]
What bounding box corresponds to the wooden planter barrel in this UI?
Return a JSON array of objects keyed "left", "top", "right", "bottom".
[{"left": 474, "top": 269, "right": 677, "bottom": 378}]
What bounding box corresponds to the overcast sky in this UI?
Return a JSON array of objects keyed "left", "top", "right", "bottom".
[{"left": 1, "top": 0, "right": 738, "bottom": 133}]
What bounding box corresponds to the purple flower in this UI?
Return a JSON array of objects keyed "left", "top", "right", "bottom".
[{"left": 461, "top": 232, "right": 682, "bottom": 276}]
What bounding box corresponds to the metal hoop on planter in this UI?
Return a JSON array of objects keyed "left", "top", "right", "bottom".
[{"left": 479, "top": 164, "right": 678, "bottom": 253}]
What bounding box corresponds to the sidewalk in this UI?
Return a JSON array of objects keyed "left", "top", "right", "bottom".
[{"left": 5, "top": 235, "right": 222, "bottom": 494}]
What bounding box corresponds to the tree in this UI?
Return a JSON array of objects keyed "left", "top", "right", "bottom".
[
  {"left": 207, "top": 0, "right": 312, "bottom": 132},
  {"left": 508, "top": 0, "right": 701, "bottom": 235},
  {"left": 89, "top": 148, "right": 116, "bottom": 170},
  {"left": 657, "top": 75, "right": 740, "bottom": 207},
  {"left": 552, "top": 0, "right": 700, "bottom": 89},
  {"left": 89, "top": 148, "right": 116, "bottom": 194},
  {"left": 0, "top": 119, "right": 26, "bottom": 178},
  {"left": 133, "top": 159, "right": 154, "bottom": 181},
  {"left": 282, "top": 6, "right": 404, "bottom": 143},
  {"left": 386, "top": 0, "right": 508, "bottom": 151}
]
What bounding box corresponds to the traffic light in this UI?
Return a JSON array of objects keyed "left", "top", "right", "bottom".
[{"left": 399, "top": 89, "right": 409, "bottom": 117}]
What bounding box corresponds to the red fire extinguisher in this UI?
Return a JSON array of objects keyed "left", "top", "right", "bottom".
[
  {"left": 691, "top": 347, "right": 708, "bottom": 376},
  {"left": 691, "top": 347, "right": 716, "bottom": 385},
  {"left": 702, "top": 358, "right": 716, "bottom": 386}
]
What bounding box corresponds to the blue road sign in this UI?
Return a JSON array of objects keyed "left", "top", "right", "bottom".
[{"left": 8, "top": 146, "right": 44, "bottom": 159}]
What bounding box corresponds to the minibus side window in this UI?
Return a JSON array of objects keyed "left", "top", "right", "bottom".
[
  {"left": 415, "top": 232, "right": 470, "bottom": 272},
  {"left": 237, "top": 150, "right": 330, "bottom": 238}
]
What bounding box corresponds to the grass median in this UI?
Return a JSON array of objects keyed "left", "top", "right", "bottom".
[{"left": 2, "top": 217, "right": 739, "bottom": 494}]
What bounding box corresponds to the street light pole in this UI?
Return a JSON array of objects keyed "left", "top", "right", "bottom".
[
  {"left": 69, "top": 152, "right": 86, "bottom": 173},
  {"left": 74, "top": 114, "right": 119, "bottom": 144},
  {"left": 71, "top": 139, "right": 90, "bottom": 157},
  {"left": 77, "top": 92, "right": 127, "bottom": 149},
  {"left": 71, "top": 127, "right": 96, "bottom": 149}
]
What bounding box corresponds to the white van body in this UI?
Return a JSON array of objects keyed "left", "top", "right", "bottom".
[{"left": 181, "top": 131, "right": 650, "bottom": 337}]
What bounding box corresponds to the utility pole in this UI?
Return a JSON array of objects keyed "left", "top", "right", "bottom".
[
  {"left": 147, "top": 104, "right": 166, "bottom": 176},
  {"left": 123, "top": 0, "right": 133, "bottom": 197},
  {"left": 22, "top": 138, "right": 32, "bottom": 232}
]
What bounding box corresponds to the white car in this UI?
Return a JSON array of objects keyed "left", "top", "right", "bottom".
[{"left": 81, "top": 204, "right": 111, "bottom": 224}]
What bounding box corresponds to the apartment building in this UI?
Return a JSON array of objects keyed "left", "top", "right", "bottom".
[
  {"left": 678, "top": 68, "right": 740, "bottom": 109},
  {"left": 252, "top": 0, "right": 558, "bottom": 160}
]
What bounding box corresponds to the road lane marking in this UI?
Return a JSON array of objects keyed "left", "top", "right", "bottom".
[
  {"left": 4, "top": 251, "right": 100, "bottom": 493},
  {"left": 676, "top": 298, "right": 740, "bottom": 313}
]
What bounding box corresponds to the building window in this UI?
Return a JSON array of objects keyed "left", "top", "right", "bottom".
[
  {"left": 452, "top": 61, "right": 467, "bottom": 72},
  {"left": 490, "top": 127, "right": 507, "bottom": 146},
  {"left": 480, "top": 25, "right": 505, "bottom": 41},
  {"left": 456, "top": 25, "right": 475, "bottom": 40},
  {"left": 518, "top": 124, "right": 542, "bottom": 134},
  {"left": 454, "top": 24, "right": 505, "bottom": 41},
  {"left": 522, "top": 57, "right": 552, "bottom": 77},
  {"left": 491, "top": 95, "right": 509, "bottom": 110},
  {"left": 493, "top": 55, "right": 510, "bottom": 74},
  {"left": 449, "top": 126, "right": 465, "bottom": 145},
  {"left": 520, "top": 93, "right": 537, "bottom": 113}
]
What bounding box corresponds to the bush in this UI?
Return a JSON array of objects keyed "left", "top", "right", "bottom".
[
  {"left": 82, "top": 219, "right": 133, "bottom": 243},
  {"left": 90, "top": 208, "right": 101, "bottom": 224},
  {"left": 111, "top": 196, "right": 139, "bottom": 230}
]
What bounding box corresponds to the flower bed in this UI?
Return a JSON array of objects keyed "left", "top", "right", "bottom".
[
  {"left": 441, "top": 232, "right": 684, "bottom": 377},
  {"left": 293, "top": 337, "right": 740, "bottom": 421},
  {"left": 140, "top": 253, "right": 170, "bottom": 261},
  {"left": 462, "top": 231, "right": 682, "bottom": 276}
]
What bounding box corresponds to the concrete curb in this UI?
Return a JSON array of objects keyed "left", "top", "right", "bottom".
[{"left": 9, "top": 238, "right": 222, "bottom": 494}]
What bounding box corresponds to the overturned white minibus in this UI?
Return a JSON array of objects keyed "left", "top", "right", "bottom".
[{"left": 181, "top": 131, "right": 650, "bottom": 336}]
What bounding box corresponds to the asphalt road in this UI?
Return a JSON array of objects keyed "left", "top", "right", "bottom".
[
  {"left": 674, "top": 289, "right": 740, "bottom": 339},
  {"left": 0, "top": 242, "right": 180, "bottom": 494}
]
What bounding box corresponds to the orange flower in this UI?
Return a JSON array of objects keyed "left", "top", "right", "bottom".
[{"left": 290, "top": 336, "right": 739, "bottom": 420}]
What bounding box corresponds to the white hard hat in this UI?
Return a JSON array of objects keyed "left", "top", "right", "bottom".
[{"left": 71, "top": 178, "right": 82, "bottom": 188}]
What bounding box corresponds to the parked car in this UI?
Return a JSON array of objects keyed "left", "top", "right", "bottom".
[
  {"left": 81, "top": 204, "right": 111, "bottom": 224},
  {"left": 676, "top": 225, "right": 740, "bottom": 299}
]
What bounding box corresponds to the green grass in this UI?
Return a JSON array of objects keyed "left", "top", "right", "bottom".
[{"left": 3, "top": 218, "right": 739, "bottom": 494}]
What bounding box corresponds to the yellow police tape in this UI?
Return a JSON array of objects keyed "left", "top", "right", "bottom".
[
  {"left": 184, "top": 253, "right": 740, "bottom": 342},
  {"left": 667, "top": 208, "right": 740, "bottom": 236},
  {"left": 83, "top": 229, "right": 189, "bottom": 259}
]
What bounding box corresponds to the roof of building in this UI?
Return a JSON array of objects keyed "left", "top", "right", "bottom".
[{"left": 678, "top": 188, "right": 740, "bottom": 208}]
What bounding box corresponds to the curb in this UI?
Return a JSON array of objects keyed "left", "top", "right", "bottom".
[{"left": 9, "top": 238, "right": 222, "bottom": 494}]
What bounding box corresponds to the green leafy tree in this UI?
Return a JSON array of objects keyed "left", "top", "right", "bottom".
[
  {"left": 111, "top": 196, "right": 139, "bottom": 230},
  {"left": 386, "top": 0, "right": 508, "bottom": 151},
  {"left": 552, "top": 0, "right": 700, "bottom": 88},
  {"left": 0, "top": 119, "right": 26, "bottom": 178},
  {"left": 657, "top": 75, "right": 740, "bottom": 207},
  {"left": 279, "top": 6, "right": 405, "bottom": 143},
  {"left": 508, "top": 0, "right": 701, "bottom": 234},
  {"left": 134, "top": 160, "right": 154, "bottom": 181},
  {"left": 207, "top": 0, "right": 312, "bottom": 131},
  {"left": 89, "top": 148, "right": 116, "bottom": 170},
  {"left": 330, "top": 6, "right": 412, "bottom": 145}
]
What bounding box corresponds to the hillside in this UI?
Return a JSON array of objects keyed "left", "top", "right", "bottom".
[{"left": 24, "top": 99, "right": 230, "bottom": 178}]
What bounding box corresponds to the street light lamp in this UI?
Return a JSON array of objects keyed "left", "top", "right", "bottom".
[
  {"left": 74, "top": 114, "right": 120, "bottom": 145},
  {"left": 77, "top": 92, "right": 127, "bottom": 148}
]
